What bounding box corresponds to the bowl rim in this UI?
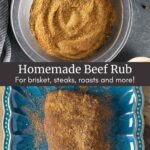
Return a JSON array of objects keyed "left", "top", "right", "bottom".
[
  {"left": 10, "top": 0, "right": 133, "bottom": 62},
  {"left": 2, "top": 86, "right": 145, "bottom": 150}
]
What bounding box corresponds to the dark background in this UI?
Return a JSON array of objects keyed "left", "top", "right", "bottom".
[
  {"left": 8, "top": 0, "right": 150, "bottom": 62},
  {"left": 0, "top": 63, "right": 150, "bottom": 86}
]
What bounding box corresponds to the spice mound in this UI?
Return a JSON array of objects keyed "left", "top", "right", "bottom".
[
  {"left": 44, "top": 90, "right": 112, "bottom": 150},
  {"left": 30, "top": 0, "right": 115, "bottom": 60}
]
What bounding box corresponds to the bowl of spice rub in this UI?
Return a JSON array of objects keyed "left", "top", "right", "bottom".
[
  {"left": 3, "top": 86, "right": 144, "bottom": 150},
  {"left": 11, "top": 0, "right": 133, "bottom": 62}
]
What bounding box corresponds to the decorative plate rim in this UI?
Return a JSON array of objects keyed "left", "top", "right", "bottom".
[
  {"left": 2, "top": 86, "right": 145, "bottom": 150},
  {"left": 3, "top": 86, "right": 11, "bottom": 150},
  {"left": 134, "top": 87, "right": 145, "bottom": 150}
]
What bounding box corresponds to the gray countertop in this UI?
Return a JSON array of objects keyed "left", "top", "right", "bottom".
[{"left": 9, "top": 0, "right": 150, "bottom": 62}]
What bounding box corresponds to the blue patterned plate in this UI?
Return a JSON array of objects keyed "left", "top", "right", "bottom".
[{"left": 3, "top": 86, "right": 144, "bottom": 150}]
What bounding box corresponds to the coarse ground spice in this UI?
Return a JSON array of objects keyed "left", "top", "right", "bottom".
[
  {"left": 30, "top": 0, "right": 115, "bottom": 60},
  {"left": 44, "top": 90, "right": 113, "bottom": 150},
  {"left": 30, "top": 112, "right": 45, "bottom": 148},
  {"left": 22, "top": 106, "right": 45, "bottom": 149}
]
